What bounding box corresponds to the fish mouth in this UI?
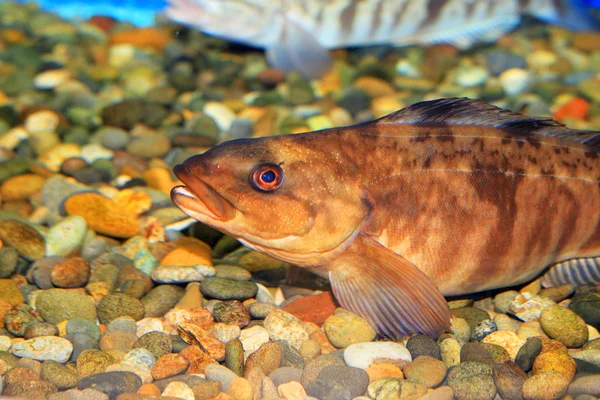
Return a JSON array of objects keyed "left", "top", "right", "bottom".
[{"left": 171, "top": 164, "right": 236, "bottom": 221}]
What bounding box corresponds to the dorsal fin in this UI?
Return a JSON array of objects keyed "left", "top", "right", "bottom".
[{"left": 378, "top": 97, "right": 600, "bottom": 150}]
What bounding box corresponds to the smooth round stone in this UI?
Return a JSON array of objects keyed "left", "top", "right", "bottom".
[
  {"left": 76, "top": 349, "right": 116, "bottom": 378},
  {"left": 204, "top": 364, "right": 238, "bottom": 391},
  {"left": 499, "top": 68, "right": 531, "bottom": 96},
  {"left": 11, "top": 336, "right": 73, "bottom": 363},
  {"left": 200, "top": 277, "right": 258, "bottom": 301},
  {"left": 454, "top": 66, "right": 489, "bottom": 88},
  {"left": 540, "top": 306, "right": 589, "bottom": 348},
  {"left": 97, "top": 294, "right": 145, "bottom": 324},
  {"left": 122, "top": 348, "right": 156, "bottom": 370},
  {"left": 141, "top": 285, "right": 184, "bottom": 318},
  {"left": 0, "top": 336, "right": 12, "bottom": 352},
  {"left": 126, "top": 135, "right": 171, "bottom": 158},
  {"left": 163, "top": 381, "right": 194, "bottom": 400},
  {"left": 264, "top": 309, "right": 310, "bottom": 351},
  {"left": 36, "top": 288, "right": 97, "bottom": 324},
  {"left": 106, "top": 316, "right": 137, "bottom": 334},
  {"left": 515, "top": 337, "right": 542, "bottom": 372},
  {"left": 569, "top": 292, "right": 600, "bottom": 329},
  {"left": 481, "top": 343, "right": 510, "bottom": 364},
  {"left": 451, "top": 307, "right": 491, "bottom": 330},
  {"left": 245, "top": 341, "right": 281, "bottom": 375},
  {"left": 301, "top": 354, "right": 346, "bottom": 387},
  {"left": 323, "top": 308, "right": 377, "bottom": 348},
  {"left": 151, "top": 265, "right": 215, "bottom": 284},
  {"left": 403, "top": 356, "right": 447, "bottom": 388},
  {"left": 66, "top": 319, "right": 101, "bottom": 341},
  {"left": 29, "top": 257, "right": 61, "bottom": 290},
  {"left": 278, "top": 340, "right": 305, "bottom": 369},
  {"left": 316, "top": 365, "right": 369, "bottom": 398},
  {"left": 0, "top": 220, "right": 45, "bottom": 261},
  {"left": 539, "top": 284, "right": 574, "bottom": 303},
  {"left": 215, "top": 264, "right": 252, "bottom": 281},
  {"left": 533, "top": 350, "right": 577, "bottom": 379},
  {"left": 24, "top": 322, "right": 59, "bottom": 339},
  {"left": 225, "top": 339, "right": 244, "bottom": 376},
  {"left": 367, "top": 377, "right": 427, "bottom": 400},
  {"left": 492, "top": 361, "right": 527, "bottom": 400},
  {"left": 239, "top": 326, "right": 270, "bottom": 356},
  {"left": 471, "top": 319, "right": 498, "bottom": 342},
  {"left": 344, "top": 342, "right": 412, "bottom": 370},
  {"left": 269, "top": 366, "right": 304, "bottom": 387},
  {"left": 136, "top": 318, "right": 165, "bottom": 338},
  {"left": 99, "top": 331, "right": 137, "bottom": 353},
  {"left": 568, "top": 375, "right": 600, "bottom": 397},
  {"left": 45, "top": 216, "right": 87, "bottom": 257},
  {"left": 93, "top": 127, "right": 130, "bottom": 150},
  {"left": 213, "top": 300, "right": 251, "bottom": 328},
  {"left": 460, "top": 342, "right": 495, "bottom": 366},
  {"left": 447, "top": 361, "right": 496, "bottom": 400},
  {"left": 406, "top": 335, "right": 442, "bottom": 360},
  {"left": 4, "top": 307, "right": 38, "bottom": 337},
  {"left": 482, "top": 330, "right": 526, "bottom": 360},
  {"left": 299, "top": 339, "right": 321, "bottom": 360},
  {"left": 65, "top": 332, "right": 99, "bottom": 362},
  {"left": 41, "top": 360, "right": 79, "bottom": 390},
  {"left": 133, "top": 331, "right": 172, "bottom": 359},
  {"left": 51, "top": 257, "right": 90, "bottom": 288},
  {"left": 77, "top": 371, "right": 142, "bottom": 399},
  {"left": 522, "top": 371, "right": 569, "bottom": 400},
  {"left": 0, "top": 247, "right": 19, "bottom": 278},
  {"left": 248, "top": 302, "right": 276, "bottom": 319}
]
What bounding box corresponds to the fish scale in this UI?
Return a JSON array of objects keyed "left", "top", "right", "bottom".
[{"left": 171, "top": 98, "right": 600, "bottom": 339}]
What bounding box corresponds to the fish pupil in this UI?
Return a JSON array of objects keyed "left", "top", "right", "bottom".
[{"left": 261, "top": 170, "right": 276, "bottom": 183}]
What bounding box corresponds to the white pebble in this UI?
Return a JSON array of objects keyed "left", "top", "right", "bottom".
[
  {"left": 80, "top": 143, "right": 114, "bottom": 164},
  {"left": 344, "top": 341, "right": 412, "bottom": 370},
  {"left": 0, "top": 336, "right": 12, "bottom": 352},
  {"left": 263, "top": 309, "right": 310, "bottom": 350},
  {"left": 11, "top": 336, "right": 73, "bottom": 363},
  {"left": 45, "top": 215, "right": 88, "bottom": 257},
  {"left": 136, "top": 317, "right": 165, "bottom": 337},
  {"left": 239, "top": 325, "right": 270, "bottom": 357},
  {"left": 24, "top": 110, "right": 60, "bottom": 134},
  {"left": 204, "top": 102, "right": 236, "bottom": 132},
  {"left": 163, "top": 381, "right": 195, "bottom": 400},
  {"left": 34, "top": 69, "right": 72, "bottom": 90},
  {"left": 151, "top": 265, "right": 215, "bottom": 283},
  {"left": 499, "top": 68, "right": 531, "bottom": 96}
]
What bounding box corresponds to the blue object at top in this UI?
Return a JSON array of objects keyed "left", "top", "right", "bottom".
[{"left": 15, "top": 0, "right": 168, "bottom": 26}]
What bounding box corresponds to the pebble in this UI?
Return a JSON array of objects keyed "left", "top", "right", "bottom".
[
  {"left": 471, "top": 319, "right": 498, "bottom": 341},
  {"left": 215, "top": 264, "right": 252, "bottom": 281},
  {"left": 63, "top": 192, "right": 140, "bottom": 238},
  {"left": 447, "top": 361, "right": 496, "bottom": 400},
  {"left": 522, "top": 371, "right": 570, "bottom": 400},
  {"left": 51, "top": 257, "right": 90, "bottom": 288},
  {"left": 454, "top": 65, "right": 489, "bottom": 87},
  {"left": 283, "top": 291, "right": 337, "bottom": 326},
  {"left": 568, "top": 375, "right": 600, "bottom": 396},
  {"left": 133, "top": 331, "right": 172, "bottom": 359},
  {"left": 239, "top": 325, "right": 270, "bottom": 357},
  {"left": 367, "top": 377, "right": 427, "bottom": 400},
  {"left": 45, "top": 216, "right": 88, "bottom": 257},
  {"left": 481, "top": 330, "right": 526, "bottom": 360},
  {"left": 248, "top": 302, "right": 277, "bottom": 319},
  {"left": 569, "top": 292, "right": 600, "bottom": 329},
  {"left": 208, "top": 323, "right": 241, "bottom": 343},
  {"left": 403, "top": 356, "right": 447, "bottom": 388},
  {"left": 246, "top": 341, "right": 282, "bottom": 375},
  {"left": 508, "top": 293, "right": 556, "bottom": 322},
  {"left": 0, "top": 279, "right": 25, "bottom": 307},
  {"left": 499, "top": 68, "right": 531, "bottom": 96},
  {"left": 406, "top": 334, "right": 442, "bottom": 360},
  {"left": 492, "top": 361, "right": 527, "bottom": 400},
  {"left": 41, "top": 360, "right": 80, "bottom": 390},
  {"left": 77, "top": 371, "right": 142, "bottom": 399},
  {"left": 163, "top": 381, "right": 195, "bottom": 400},
  {"left": 0, "top": 173, "right": 45, "bottom": 201},
  {"left": 213, "top": 300, "right": 252, "bottom": 327},
  {"left": 494, "top": 290, "right": 520, "bottom": 313},
  {"left": 540, "top": 305, "right": 589, "bottom": 348},
  {"left": 205, "top": 363, "right": 239, "bottom": 391},
  {"left": 264, "top": 309, "right": 310, "bottom": 350},
  {"left": 516, "top": 337, "right": 542, "bottom": 372},
  {"left": 36, "top": 289, "right": 97, "bottom": 324},
  {"left": 11, "top": 336, "right": 73, "bottom": 363},
  {"left": 97, "top": 293, "right": 145, "bottom": 324},
  {"left": 201, "top": 277, "right": 258, "bottom": 301},
  {"left": 278, "top": 380, "right": 308, "bottom": 400},
  {"left": 323, "top": 308, "right": 377, "bottom": 348},
  {"left": 344, "top": 342, "right": 412, "bottom": 370},
  {"left": 0, "top": 219, "right": 45, "bottom": 260}
]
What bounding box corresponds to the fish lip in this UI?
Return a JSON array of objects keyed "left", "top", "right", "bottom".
[{"left": 171, "top": 164, "right": 235, "bottom": 221}]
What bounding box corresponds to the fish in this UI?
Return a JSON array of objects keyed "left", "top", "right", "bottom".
[
  {"left": 171, "top": 97, "right": 600, "bottom": 339},
  {"left": 165, "top": 0, "right": 600, "bottom": 78}
]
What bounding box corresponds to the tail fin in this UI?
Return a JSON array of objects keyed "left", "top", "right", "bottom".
[{"left": 528, "top": 0, "right": 600, "bottom": 31}]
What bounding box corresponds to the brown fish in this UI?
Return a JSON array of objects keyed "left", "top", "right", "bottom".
[{"left": 171, "top": 98, "right": 600, "bottom": 338}]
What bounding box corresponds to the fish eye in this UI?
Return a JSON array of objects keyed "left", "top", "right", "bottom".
[{"left": 251, "top": 163, "right": 284, "bottom": 192}]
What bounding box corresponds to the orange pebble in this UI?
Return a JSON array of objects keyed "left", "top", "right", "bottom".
[
  {"left": 553, "top": 97, "right": 589, "bottom": 121},
  {"left": 110, "top": 28, "right": 171, "bottom": 51},
  {"left": 366, "top": 363, "right": 405, "bottom": 383},
  {"left": 138, "top": 383, "right": 161, "bottom": 396}
]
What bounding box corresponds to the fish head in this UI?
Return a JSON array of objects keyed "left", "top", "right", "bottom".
[
  {"left": 166, "top": 0, "right": 283, "bottom": 46},
  {"left": 171, "top": 135, "right": 373, "bottom": 266}
]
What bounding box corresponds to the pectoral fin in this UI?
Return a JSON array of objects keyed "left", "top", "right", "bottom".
[
  {"left": 327, "top": 235, "right": 451, "bottom": 339},
  {"left": 266, "top": 19, "right": 332, "bottom": 79}
]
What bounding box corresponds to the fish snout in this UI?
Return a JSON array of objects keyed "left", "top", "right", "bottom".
[{"left": 171, "top": 162, "right": 235, "bottom": 221}]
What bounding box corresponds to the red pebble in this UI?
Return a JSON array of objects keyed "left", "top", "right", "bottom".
[
  {"left": 283, "top": 291, "right": 338, "bottom": 326},
  {"left": 553, "top": 97, "right": 589, "bottom": 121}
]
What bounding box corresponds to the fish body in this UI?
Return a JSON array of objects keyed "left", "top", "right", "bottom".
[
  {"left": 171, "top": 98, "right": 600, "bottom": 338},
  {"left": 166, "top": 0, "right": 600, "bottom": 78}
]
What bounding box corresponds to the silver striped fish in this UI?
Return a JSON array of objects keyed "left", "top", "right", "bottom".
[{"left": 166, "top": 0, "right": 598, "bottom": 78}]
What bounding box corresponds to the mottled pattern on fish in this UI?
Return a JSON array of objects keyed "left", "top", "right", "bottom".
[
  {"left": 167, "top": 0, "right": 599, "bottom": 77},
  {"left": 171, "top": 98, "right": 600, "bottom": 338}
]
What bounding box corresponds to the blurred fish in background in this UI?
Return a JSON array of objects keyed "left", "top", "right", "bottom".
[
  {"left": 166, "top": 0, "right": 600, "bottom": 78},
  {"left": 12, "top": 0, "right": 600, "bottom": 78}
]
